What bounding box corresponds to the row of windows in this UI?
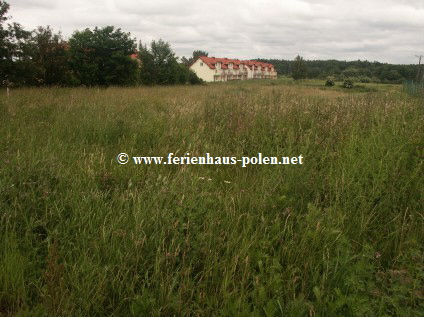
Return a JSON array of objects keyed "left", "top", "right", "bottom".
[
  {"left": 200, "top": 60, "right": 274, "bottom": 71},
  {"left": 215, "top": 68, "right": 271, "bottom": 73}
]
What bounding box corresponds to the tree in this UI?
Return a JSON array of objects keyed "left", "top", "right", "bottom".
[
  {"left": 0, "top": 0, "right": 32, "bottom": 86},
  {"left": 307, "top": 67, "right": 321, "bottom": 78},
  {"left": 186, "top": 50, "right": 208, "bottom": 65},
  {"left": 180, "top": 56, "right": 189, "bottom": 66},
  {"left": 138, "top": 40, "right": 202, "bottom": 85},
  {"left": 138, "top": 39, "right": 179, "bottom": 85},
  {"left": 176, "top": 63, "right": 189, "bottom": 84},
  {"left": 188, "top": 69, "right": 203, "bottom": 85},
  {"left": 138, "top": 42, "right": 155, "bottom": 85},
  {"left": 385, "top": 69, "right": 402, "bottom": 82},
  {"left": 342, "top": 66, "right": 359, "bottom": 78},
  {"left": 292, "top": 55, "right": 307, "bottom": 80},
  {"left": 30, "top": 26, "right": 76, "bottom": 85},
  {"left": 193, "top": 50, "right": 208, "bottom": 59},
  {"left": 0, "top": 0, "right": 11, "bottom": 85},
  {"left": 151, "top": 39, "right": 179, "bottom": 84},
  {"left": 69, "top": 26, "right": 138, "bottom": 86}
]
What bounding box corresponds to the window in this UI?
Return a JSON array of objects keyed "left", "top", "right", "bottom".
[{"left": 200, "top": 62, "right": 203, "bottom": 66}]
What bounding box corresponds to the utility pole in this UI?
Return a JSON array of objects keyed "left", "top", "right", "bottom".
[{"left": 416, "top": 55, "right": 423, "bottom": 82}]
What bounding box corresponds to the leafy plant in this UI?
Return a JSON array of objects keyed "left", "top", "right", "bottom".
[
  {"left": 325, "top": 77, "right": 335, "bottom": 86},
  {"left": 342, "top": 78, "right": 354, "bottom": 88}
]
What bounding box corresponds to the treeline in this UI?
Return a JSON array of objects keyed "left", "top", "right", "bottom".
[
  {"left": 257, "top": 58, "right": 419, "bottom": 83},
  {"left": 0, "top": 1, "right": 202, "bottom": 87}
]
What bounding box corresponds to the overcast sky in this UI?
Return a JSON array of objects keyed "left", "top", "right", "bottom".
[{"left": 9, "top": 0, "right": 424, "bottom": 64}]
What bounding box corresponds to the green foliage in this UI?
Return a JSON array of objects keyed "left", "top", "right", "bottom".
[
  {"left": 139, "top": 39, "right": 193, "bottom": 85},
  {"left": 29, "top": 26, "right": 77, "bottom": 86},
  {"left": 342, "top": 78, "right": 354, "bottom": 88},
  {"left": 180, "top": 56, "right": 189, "bottom": 66},
  {"left": 403, "top": 81, "right": 424, "bottom": 97},
  {"left": 383, "top": 69, "right": 402, "bottom": 82},
  {"left": 176, "top": 63, "right": 189, "bottom": 84},
  {"left": 187, "top": 50, "right": 209, "bottom": 65},
  {"left": 292, "top": 55, "right": 307, "bottom": 80},
  {"left": 0, "top": 1, "right": 33, "bottom": 86},
  {"left": 358, "top": 76, "right": 372, "bottom": 83},
  {"left": 325, "top": 77, "right": 335, "bottom": 86},
  {"left": 150, "top": 39, "right": 178, "bottom": 84},
  {"left": 69, "top": 26, "right": 137, "bottom": 86},
  {"left": 188, "top": 69, "right": 203, "bottom": 85},
  {"left": 192, "top": 50, "right": 208, "bottom": 59},
  {"left": 342, "top": 66, "right": 360, "bottom": 78},
  {"left": 0, "top": 0, "right": 12, "bottom": 84},
  {"left": 138, "top": 43, "right": 155, "bottom": 85}
]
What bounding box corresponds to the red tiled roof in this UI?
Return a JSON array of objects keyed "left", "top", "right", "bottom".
[{"left": 198, "top": 56, "right": 274, "bottom": 71}]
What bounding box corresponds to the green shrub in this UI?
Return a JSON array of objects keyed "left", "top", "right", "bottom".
[
  {"left": 325, "top": 77, "right": 335, "bottom": 87},
  {"left": 188, "top": 70, "right": 204, "bottom": 85},
  {"left": 358, "top": 76, "right": 372, "bottom": 83},
  {"left": 342, "top": 79, "right": 354, "bottom": 88}
]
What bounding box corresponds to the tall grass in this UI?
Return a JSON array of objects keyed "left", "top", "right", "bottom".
[
  {"left": 403, "top": 80, "right": 424, "bottom": 97},
  {"left": 1, "top": 83, "right": 423, "bottom": 316}
]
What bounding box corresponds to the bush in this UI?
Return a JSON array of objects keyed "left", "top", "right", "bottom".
[
  {"left": 325, "top": 77, "right": 335, "bottom": 87},
  {"left": 188, "top": 70, "right": 203, "bottom": 85},
  {"left": 342, "top": 79, "right": 353, "bottom": 89},
  {"left": 358, "top": 76, "right": 372, "bottom": 83}
]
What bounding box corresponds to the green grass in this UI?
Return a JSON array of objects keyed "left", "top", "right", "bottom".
[{"left": 1, "top": 81, "right": 423, "bottom": 316}]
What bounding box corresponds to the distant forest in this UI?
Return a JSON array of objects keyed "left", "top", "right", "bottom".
[{"left": 256, "top": 58, "right": 418, "bottom": 83}]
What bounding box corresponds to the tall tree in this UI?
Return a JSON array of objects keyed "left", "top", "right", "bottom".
[
  {"left": 188, "top": 50, "right": 208, "bottom": 65},
  {"left": 0, "top": 0, "right": 11, "bottom": 85},
  {"left": 139, "top": 39, "right": 179, "bottom": 85},
  {"left": 138, "top": 42, "right": 155, "bottom": 85},
  {"left": 69, "top": 26, "right": 138, "bottom": 86},
  {"left": 0, "top": 0, "right": 32, "bottom": 86},
  {"left": 31, "top": 26, "right": 75, "bottom": 85},
  {"left": 292, "top": 55, "right": 307, "bottom": 80},
  {"left": 180, "top": 56, "right": 189, "bottom": 66},
  {"left": 192, "top": 50, "right": 208, "bottom": 59},
  {"left": 151, "top": 39, "right": 179, "bottom": 85}
]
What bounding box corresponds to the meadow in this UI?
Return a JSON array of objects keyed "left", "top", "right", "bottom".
[{"left": 1, "top": 79, "right": 423, "bottom": 316}]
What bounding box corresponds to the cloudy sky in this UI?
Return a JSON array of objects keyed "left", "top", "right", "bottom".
[{"left": 9, "top": 0, "right": 424, "bottom": 64}]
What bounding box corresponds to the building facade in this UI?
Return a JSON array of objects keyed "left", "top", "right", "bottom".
[{"left": 189, "top": 56, "right": 277, "bottom": 82}]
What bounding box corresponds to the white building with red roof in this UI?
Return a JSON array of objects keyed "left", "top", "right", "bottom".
[{"left": 189, "top": 56, "right": 277, "bottom": 82}]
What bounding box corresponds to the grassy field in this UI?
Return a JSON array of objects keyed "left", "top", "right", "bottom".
[{"left": 1, "top": 79, "right": 423, "bottom": 316}]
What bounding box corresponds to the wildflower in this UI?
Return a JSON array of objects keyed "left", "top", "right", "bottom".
[{"left": 224, "top": 180, "right": 231, "bottom": 184}]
